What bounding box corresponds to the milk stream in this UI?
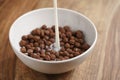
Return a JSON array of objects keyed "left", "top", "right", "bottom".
[{"left": 53, "top": 0, "right": 61, "bottom": 51}]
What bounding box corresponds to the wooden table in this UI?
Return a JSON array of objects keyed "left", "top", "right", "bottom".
[{"left": 0, "top": 0, "right": 120, "bottom": 80}]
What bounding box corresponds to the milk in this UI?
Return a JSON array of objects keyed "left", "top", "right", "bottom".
[{"left": 53, "top": 0, "right": 61, "bottom": 51}]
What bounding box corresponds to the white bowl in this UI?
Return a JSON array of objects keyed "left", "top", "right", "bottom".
[{"left": 9, "top": 8, "right": 97, "bottom": 74}]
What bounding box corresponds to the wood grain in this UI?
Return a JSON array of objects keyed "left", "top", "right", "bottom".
[{"left": 0, "top": 0, "right": 120, "bottom": 80}]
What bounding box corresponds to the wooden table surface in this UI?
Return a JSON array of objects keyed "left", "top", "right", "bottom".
[{"left": 0, "top": 0, "right": 120, "bottom": 80}]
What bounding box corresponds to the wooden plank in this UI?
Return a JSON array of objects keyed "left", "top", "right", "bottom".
[
  {"left": 0, "top": 0, "right": 120, "bottom": 80},
  {"left": 0, "top": 0, "right": 38, "bottom": 80}
]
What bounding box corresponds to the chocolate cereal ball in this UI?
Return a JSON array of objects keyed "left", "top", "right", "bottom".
[{"left": 19, "top": 25, "right": 90, "bottom": 61}]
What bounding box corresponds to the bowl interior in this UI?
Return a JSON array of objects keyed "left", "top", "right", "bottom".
[{"left": 9, "top": 8, "right": 97, "bottom": 58}]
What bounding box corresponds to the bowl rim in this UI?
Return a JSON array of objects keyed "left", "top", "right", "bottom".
[{"left": 9, "top": 8, "right": 98, "bottom": 63}]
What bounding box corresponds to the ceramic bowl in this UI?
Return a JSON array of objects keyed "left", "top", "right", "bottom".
[{"left": 9, "top": 8, "right": 97, "bottom": 74}]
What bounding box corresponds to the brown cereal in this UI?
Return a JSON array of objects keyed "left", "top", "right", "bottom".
[
  {"left": 33, "top": 36, "right": 40, "bottom": 41},
  {"left": 75, "top": 42, "right": 81, "bottom": 47},
  {"left": 20, "top": 47, "right": 26, "bottom": 53},
  {"left": 31, "top": 53, "right": 40, "bottom": 59},
  {"left": 40, "top": 52, "right": 46, "bottom": 57},
  {"left": 76, "top": 30, "right": 83, "bottom": 39},
  {"left": 50, "top": 32, "right": 55, "bottom": 38},
  {"left": 63, "top": 51, "right": 69, "bottom": 56},
  {"left": 60, "top": 42, "right": 64, "bottom": 46},
  {"left": 82, "top": 43, "right": 90, "bottom": 50},
  {"left": 69, "top": 39, "right": 75, "bottom": 44},
  {"left": 66, "top": 32, "right": 72, "bottom": 37},
  {"left": 70, "top": 36, "right": 75, "bottom": 40},
  {"left": 69, "top": 54, "right": 74, "bottom": 58},
  {"left": 29, "top": 43, "right": 33, "bottom": 47},
  {"left": 19, "top": 40, "right": 27, "bottom": 47},
  {"left": 22, "top": 35, "right": 28, "bottom": 40},
  {"left": 28, "top": 34, "right": 33, "bottom": 39},
  {"left": 26, "top": 44, "right": 31, "bottom": 49},
  {"left": 66, "top": 48, "right": 73, "bottom": 53},
  {"left": 44, "top": 35, "right": 49, "bottom": 40},
  {"left": 74, "top": 52, "right": 80, "bottom": 56},
  {"left": 78, "top": 39, "right": 84, "bottom": 44},
  {"left": 51, "top": 25, "right": 55, "bottom": 31},
  {"left": 41, "top": 25, "right": 47, "bottom": 29},
  {"left": 60, "top": 33, "right": 66, "bottom": 38},
  {"left": 60, "top": 47, "right": 65, "bottom": 52},
  {"left": 63, "top": 38, "right": 68, "bottom": 42},
  {"left": 34, "top": 47, "right": 40, "bottom": 53},
  {"left": 64, "top": 56, "right": 69, "bottom": 59},
  {"left": 65, "top": 43, "right": 70, "bottom": 48},
  {"left": 34, "top": 42, "right": 39, "bottom": 47},
  {"left": 50, "top": 54, "right": 56, "bottom": 60},
  {"left": 41, "top": 30, "right": 45, "bottom": 37},
  {"left": 50, "top": 38, "right": 55, "bottom": 43},
  {"left": 45, "top": 30, "right": 50, "bottom": 35},
  {"left": 31, "top": 29, "right": 37, "bottom": 35},
  {"left": 36, "top": 28, "right": 41, "bottom": 35},
  {"left": 27, "top": 49, "right": 33, "bottom": 53},
  {"left": 46, "top": 41, "right": 52, "bottom": 46},
  {"left": 45, "top": 55, "right": 51, "bottom": 60},
  {"left": 19, "top": 25, "right": 90, "bottom": 61},
  {"left": 64, "top": 26, "right": 70, "bottom": 32},
  {"left": 29, "top": 39, "right": 34, "bottom": 43},
  {"left": 59, "top": 27, "right": 65, "bottom": 33},
  {"left": 59, "top": 56, "right": 65, "bottom": 60},
  {"left": 40, "top": 44, "right": 45, "bottom": 49},
  {"left": 70, "top": 45, "right": 74, "bottom": 48}
]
